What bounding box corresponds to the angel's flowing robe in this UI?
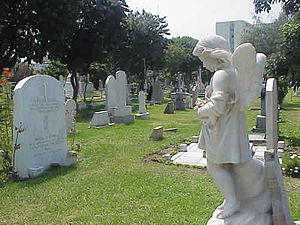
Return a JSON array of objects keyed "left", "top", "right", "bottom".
[{"left": 197, "top": 67, "right": 251, "bottom": 164}]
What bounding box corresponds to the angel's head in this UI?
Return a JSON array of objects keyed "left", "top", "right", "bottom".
[{"left": 193, "top": 35, "right": 232, "bottom": 72}]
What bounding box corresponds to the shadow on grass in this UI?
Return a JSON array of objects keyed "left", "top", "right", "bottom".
[
  {"left": 281, "top": 107, "right": 300, "bottom": 111},
  {"left": 0, "top": 165, "right": 77, "bottom": 188}
]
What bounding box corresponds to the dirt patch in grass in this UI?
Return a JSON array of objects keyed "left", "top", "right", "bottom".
[
  {"left": 144, "top": 142, "right": 206, "bottom": 172},
  {"left": 144, "top": 143, "right": 179, "bottom": 164}
]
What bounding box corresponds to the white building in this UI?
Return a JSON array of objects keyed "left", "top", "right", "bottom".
[{"left": 216, "top": 20, "right": 251, "bottom": 52}]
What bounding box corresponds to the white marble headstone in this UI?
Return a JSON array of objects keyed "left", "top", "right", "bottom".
[
  {"left": 65, "top": 99, "right": 77, "bottom": 134},
  {"left": 265, "top": 78, "right": 294, "bottom": 225},
  {"left": 13, "top": 75, "right": 68, "bottom": 178},
  {"left": 64, "top": 74, "right": 73, "bottom": 98},
  {"left": 138, "top": 91, "right": 147, "bottom": 114},
  {"left": 105, "top": 70, "right": 127, "bottom": 112}
]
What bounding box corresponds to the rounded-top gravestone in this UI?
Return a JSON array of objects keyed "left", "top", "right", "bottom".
[{"left": 13, "top": 75, "right": 69, "bottom": 178}]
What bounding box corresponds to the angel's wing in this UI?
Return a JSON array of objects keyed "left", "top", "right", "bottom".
[{"left": 232, "top": 43, "right": 266, "bottom": 110}]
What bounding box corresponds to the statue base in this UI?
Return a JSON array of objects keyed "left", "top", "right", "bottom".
[{"left": 207, "top": 208, "right": 272, "bottom": 225}]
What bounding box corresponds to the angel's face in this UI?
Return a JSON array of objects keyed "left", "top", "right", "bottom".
[{"left": 198, "top": 55, "right": 218, "bottom": 72}]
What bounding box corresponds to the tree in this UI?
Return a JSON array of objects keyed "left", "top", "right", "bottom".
[
  {"left": 252, "top": 0, "right": 300, "bottom": 104},
  {"left": 242, "top": 13, "right": 288, "bottom": 56},
  {"left": 254, "top": 0, "right": 299, "bottom": 15},
  {"left": 116, "top": 10, "right": 169, "bottom": 89},
  {"left": 164, "top": 36, "right": 200, "bottom": 84},
  {"left": 0, "top": 0, "right": 82, "bottom": 68},
  {"left": 57, "top": 0, "right": 129, "bottom": 101},
  {"left": 281, "top": 13, "right": 300, "bottom": 86},
  {"left": 41, "top": 60, "right": 69, "bottom": 80}
]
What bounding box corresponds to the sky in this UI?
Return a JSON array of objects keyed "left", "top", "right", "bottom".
[{"left": 125, "top": 0, "right": 282, "bottom": 40}]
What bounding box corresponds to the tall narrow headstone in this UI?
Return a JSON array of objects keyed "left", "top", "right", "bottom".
[
  {"left": 138, "top": 91, "right": 147, "bottom": 113},
  {"left": 135, "top": 91, "right": 150, "bottom": 119},
  {"left": 64, "top": 74, "right": 73, "bottom": 98},
  {"left": 252, "top": 84, "right": 266, "bottom": 133},
  {"left": 265, "top": 78, "right": 294, "bottom": 225},
  {"left": 196, "top": 66, "right": 205, "bottom": 96},
  {"left": 65, "top": 99, "right": 77, "bottom": 134},
  {"left": 13, "top": 75, "right": 75, "bottom": 179}
]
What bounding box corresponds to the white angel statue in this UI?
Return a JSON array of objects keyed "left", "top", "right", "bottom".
[{"left": 193, "top": 35, "right": 270, "bottom": 223}]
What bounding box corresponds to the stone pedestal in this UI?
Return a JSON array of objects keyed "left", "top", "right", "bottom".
[
  {"left": 252, "top": 115, "right": 266, "bottom": 133},
  {"left": 110, "top": 106, "right": 134, "bottom": 124},
  {"left": 90, "top": 111, "right": 109, "bottom": 127},
  {"left": 135, "top": 112, "right": 150, "bottom": 120},
  {"left": 136, "top": 91, "right": 150, "bottom": 119}
]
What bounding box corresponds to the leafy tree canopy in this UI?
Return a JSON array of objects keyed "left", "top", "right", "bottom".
[
  {"left": 164, "top": 36, "right": 199, "bottom": 83},
  {"left": 254, "top": 0, "right": 300, "bottom": 15},
  {"left": 41, "top": 60, "right": 69, "bottom": 80},
  {"left": 0, "top": 0, "right": 82, "bottom": 68},
  {"left": 117, "top": 10, "right": 169, "bottom": 83}
]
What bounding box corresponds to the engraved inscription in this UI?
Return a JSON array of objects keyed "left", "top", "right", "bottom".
[
  {"left": 29, "top": 134, "right": 66, "bottom": 153},
  {"left": 29, "top": 97, "right": 60, "bottom": 113}
]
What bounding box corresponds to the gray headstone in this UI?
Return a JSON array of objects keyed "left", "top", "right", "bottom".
[
  {"left": 175, "top": 92, "right": 185, "bottom": 110},
  {"left": 164, "top": 101, "right": 175, "bottom": 114},
  {"left": 90, "top": 111, "right": 109, "bottom": 127},
  {"left": 151, "top": 79, "right": 164, "bottom": 103},
  {"left": 138, "top": 91, "right": 147, "bottom": 114}
]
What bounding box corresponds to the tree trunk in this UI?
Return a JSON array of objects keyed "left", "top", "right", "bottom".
[
  {"left": 71, "top": 69, "right": 79, "bottom": 102},
  {"left": 83, "top": 81, "right": 88, "bottom": 102}
]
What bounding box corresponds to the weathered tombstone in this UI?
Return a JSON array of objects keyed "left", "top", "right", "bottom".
[
  {"left": 175, "top": 92, "right": 185, "bottom": 110},
  {"left": 185, "top": 95, "right": 192, "bottom": 109},
  {"left": 177, "top": 73, "right": 183, "bottom": 92},
  {"left": 65, "top": 99, "right": 77, "bottom": 134},
  {"left": 90, "top": 111, "right": 109, "bottom": 128},
  {"left": 196, "top": 67, "right": 205, "bottom": 96},
  {"left": 150, "top": 126, "right": 163, "bottom": 141},
  {"left": 252, "top": 84, "right": 266, "bottom": 133},
  {"left": 192, "top": 85, "right": 198, "bottom": 106},
  {"left": 151, "top": 79, "right": 164, "bottom": 103},
  {"left": 264, "top": 78, "right": 294, "bottom": 225},
  {"left": 64, "top": 74, "right": 73, "bottom": 98},
  {"left": 164, "top": 101, "right": 175, "bottom": 114},
  {"left": 13, "top": 75, "right": 76, "bottom": 179},
  {"left": 78, "top": 75, "right": 95, "bottom": 98},
  {"left": 126, "top": 84, "right": 131, "bottom": 106},
  {"left": 105, "top": 71, "right": 127, "bottom": 111},
  {"left": 135, "top": 91, "right": 150, "bottom": 119},
  {"left": 105, "top": 71, "right": 134, "bottom": 124}
]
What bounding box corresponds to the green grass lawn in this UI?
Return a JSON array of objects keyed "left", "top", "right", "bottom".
[{"left": 0, "top": 92, "right": 299, "bottom": 224}]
